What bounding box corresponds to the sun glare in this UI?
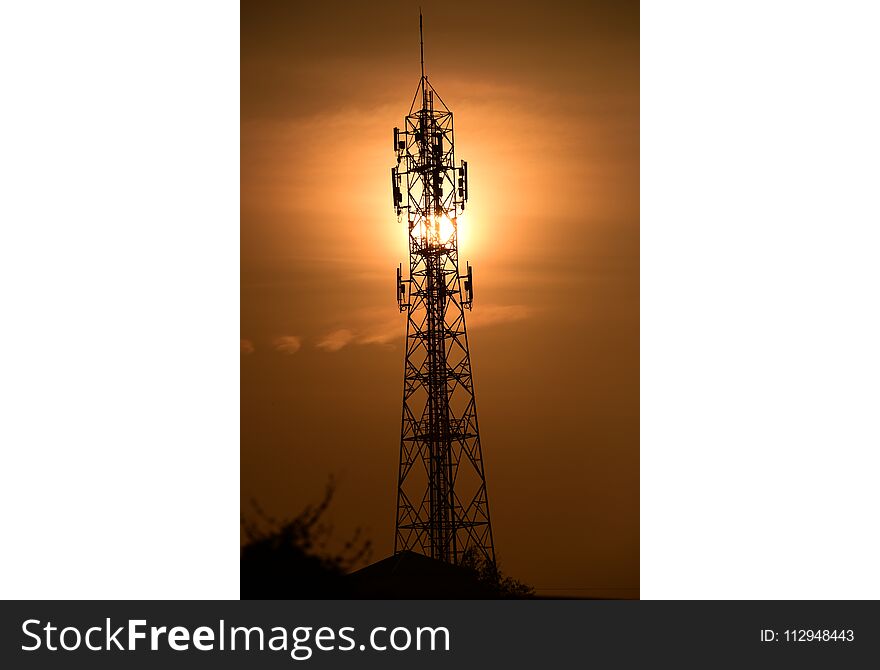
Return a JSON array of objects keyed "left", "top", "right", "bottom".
[
  {"left": 436, "top": 213, "right": 456, "bottom": 242},
  {"left": 411, "top": 212, "right": 459, "bottom": 246}
]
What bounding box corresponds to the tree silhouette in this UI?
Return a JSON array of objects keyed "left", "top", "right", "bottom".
[{"left": 240, "top": 481, "right": 371, "bottom": 599}]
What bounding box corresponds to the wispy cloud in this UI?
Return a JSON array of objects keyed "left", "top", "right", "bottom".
[
  {"left": 316, "top": 329, "right": 355, "bottom": 352},
  {"left": 357, "top": 320, "right": 400, "bottom": 347},
  {"left": 316, "top": 304, "right": 532, "bottom": 352},
  {"left": 273, "top": 335, "right": 303, "bottom": 355},
  {"left": 241, "top": 339, "right": 255, "bottom": 355}
]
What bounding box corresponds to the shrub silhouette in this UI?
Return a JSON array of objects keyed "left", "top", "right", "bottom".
[{"left": 460, "top": 547, "right": 535, "bottom": 598}]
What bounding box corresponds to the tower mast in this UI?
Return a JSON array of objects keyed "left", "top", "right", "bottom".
[
  {"left": 390, "top": 15, "right": 495, "bottom": 566},
  {"left": 419, "top": 9, "right": 425, "bottom": 82}
]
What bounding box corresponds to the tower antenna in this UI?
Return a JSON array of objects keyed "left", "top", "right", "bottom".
[{"left": 419, "top": 9, "right": 425, "bottom": 80}]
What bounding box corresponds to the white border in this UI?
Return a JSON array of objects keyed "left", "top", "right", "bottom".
[
  {"left": 0, "top": 1, "right": 240, "bottom": 599},
  {"left": 642, "top": 0, "right": 880, "bottom": 598}
]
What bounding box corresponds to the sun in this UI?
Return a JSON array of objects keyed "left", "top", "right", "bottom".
[
  {"left": 412, "top": 212, "right": 458, "bottom": 246},
  {"left": 436, "top": 213, "right": 456, "bottom": 242}
]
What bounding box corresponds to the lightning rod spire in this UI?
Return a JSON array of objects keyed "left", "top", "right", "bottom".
[{"left": 419, "top": 9, "right": 425, "bottom": 80}]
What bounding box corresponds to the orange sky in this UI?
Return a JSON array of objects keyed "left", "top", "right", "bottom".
[{"left": 242, "top": 0, "right": 639, "bottom": 597}]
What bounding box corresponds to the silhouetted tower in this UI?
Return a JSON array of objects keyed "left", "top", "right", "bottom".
[{"left": 390, "top": 13, "right": 495, "bottom": 566}]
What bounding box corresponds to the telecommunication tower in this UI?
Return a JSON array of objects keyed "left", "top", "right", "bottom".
[{"left": 390, "top": 13, "right": 495, "bottom": 566}]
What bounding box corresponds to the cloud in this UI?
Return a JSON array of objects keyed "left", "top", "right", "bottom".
[
  {"left": 241, "top": 339, "right": 255, "bottom": 355},
  {"left": 273, "top": 335, "right": 302, "bottom": 355},
  {"left": 356, "top": 318, "right": 400, "bottom": 347},
  {"left": 315, "top": 304, "right": 532, "bottom": 352},
  {"left": 316, "top": 329, "right": 355, "bottom": 352}
]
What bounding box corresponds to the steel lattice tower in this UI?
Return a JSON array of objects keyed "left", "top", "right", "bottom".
[{"left": 390, "top": 14, "right": 495, "bottom": 567}]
